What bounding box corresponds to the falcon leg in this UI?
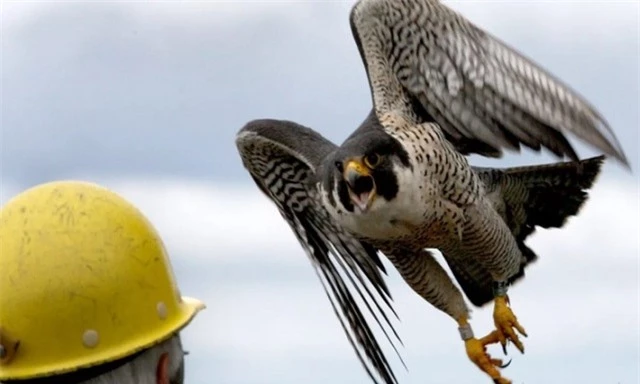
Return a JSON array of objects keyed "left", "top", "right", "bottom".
[
  {"left": 385, "top": 249, "right": 517, "bottom": 382},
  {"left": 486, "top": 281, "right": 528, "bottom": 354},
  {"left": 457, "top": 318, "right": 512, "bottom": 384}
]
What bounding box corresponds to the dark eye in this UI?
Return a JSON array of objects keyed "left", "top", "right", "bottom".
[
  {"left": 334, "top": 161, "right": 344, "bottom": 173},
  {"left": 364, "top": 153, "right": 381, "bottom": 168}
]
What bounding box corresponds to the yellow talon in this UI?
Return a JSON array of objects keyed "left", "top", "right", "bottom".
[
  {"left": 492, "top": 295, "right": 528, "bottom": 354},
  {"left": 457, "top": 319, "right": 513, "bottom": 383}
]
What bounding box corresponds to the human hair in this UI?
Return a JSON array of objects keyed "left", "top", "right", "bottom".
[{"left": 2, "top": 334, "right": 185, "bottom": 384}]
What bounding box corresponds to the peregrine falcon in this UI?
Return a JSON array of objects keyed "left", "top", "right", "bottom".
[{"left": 235, "top": 0, "right": 629, "bottom": 383}]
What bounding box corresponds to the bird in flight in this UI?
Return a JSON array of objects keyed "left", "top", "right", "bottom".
[{"left": 235, "top": 0, "right": 629, "bottom": 383}]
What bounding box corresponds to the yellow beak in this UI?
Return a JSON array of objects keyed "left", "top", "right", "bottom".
[{"left": 343, "top": 159, "right": 376, "bottom": 212}]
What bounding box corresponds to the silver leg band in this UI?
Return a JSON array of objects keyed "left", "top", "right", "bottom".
[
  {"left": 492, "top": 281, "right": 509, "bottom": 297},
  {"left": 458, "top": 323, "right": 474, "bottom": 341}
]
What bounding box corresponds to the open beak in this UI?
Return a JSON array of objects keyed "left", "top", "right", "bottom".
[{"left": 343, "top": 159, "right": 376, "bottom": 212}]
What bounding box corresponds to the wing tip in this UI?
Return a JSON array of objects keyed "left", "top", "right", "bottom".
[
  {"left": 611, "top": 151, "right": 632, "bottom": 170},
  {"left": 235, "top": 119, "right": 271, "bottom": 149},
  {"left": 592, "top": 115, "right": 631, "bottom": 169},
  {"left": 236, "top": 118, "right": 280, "bottom": 138}
]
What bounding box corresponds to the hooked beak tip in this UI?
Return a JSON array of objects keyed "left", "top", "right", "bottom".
[{"left": 345, "top": 170, "right": 363, "bottom": 189}]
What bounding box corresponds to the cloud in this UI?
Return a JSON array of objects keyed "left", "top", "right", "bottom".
[
  {"left": 8, "top": 1, "right": 636, "bottom": 41},
  {"left": 447, "top": 0, "right": 638, "bottom": 45},
  {"left": 2, "top": 175, "right": 637, "bottom": 383},
  {"left": 2, "top": 1, "right": 638, "bottom": 186}
]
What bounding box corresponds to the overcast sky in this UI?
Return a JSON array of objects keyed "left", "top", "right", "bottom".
[{"left": 1, "top": 1, "right": 638, "bottom": 384}]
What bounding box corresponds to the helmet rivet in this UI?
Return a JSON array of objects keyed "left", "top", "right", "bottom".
[
  {"left": 82, "top": 330, "right": 99, "bottom": 348},
  {"left": 157, "top": 302, "right": 168, "bottom": 320}
]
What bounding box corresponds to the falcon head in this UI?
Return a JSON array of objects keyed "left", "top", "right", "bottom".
[{"left": 329, "top": 130, "right": 411, "bottom": 214}]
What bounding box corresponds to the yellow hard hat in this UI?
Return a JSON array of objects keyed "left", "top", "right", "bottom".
[{"left": 0, "top": 180, "right": 205, "bottom": 380}]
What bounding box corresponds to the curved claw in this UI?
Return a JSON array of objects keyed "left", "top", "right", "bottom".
[
  {"left": 493, "top": 296, "right": 527, "bottom": 354},
  {"left": 464, "top": 336, "right": 513, "bottom": 384},
  {"left": 500, "top": 359, "right": 512, "bottom": 369}
]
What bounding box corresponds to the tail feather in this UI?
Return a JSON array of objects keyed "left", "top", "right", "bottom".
[
  {"left": 453, "top": 156, "right": 605, "bottom": 306},
  {"left": 476, "top": 155, "right": 605, "bottom": 242}
]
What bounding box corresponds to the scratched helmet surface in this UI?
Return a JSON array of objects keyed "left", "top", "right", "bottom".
[{"left": 0, "top": 180, "right": 205, "bottom": 380}]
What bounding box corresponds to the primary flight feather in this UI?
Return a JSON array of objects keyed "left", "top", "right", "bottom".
[{"left": 235, "top": 0, "right": 628, "bottom": 383}]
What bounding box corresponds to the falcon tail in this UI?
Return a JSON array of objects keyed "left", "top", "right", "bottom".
[
  {"left": 453, "top": 155, "right": 605, "bottom": 306},
  {"left": 500, "top": 154, "right": 605, "bottom": 240}
]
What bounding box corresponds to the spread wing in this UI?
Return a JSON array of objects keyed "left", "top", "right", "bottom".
[
  {"left": 350, "top": 0, "right": 628, "bottom": 165},
  {"left": 236, "top": 119, "right": 404, "bottom": 384}
]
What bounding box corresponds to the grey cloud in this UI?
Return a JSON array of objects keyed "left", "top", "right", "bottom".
[
  {"left": 2, "top": 2, "right": 367, "bottom": 184},
  {"left": 2, "top": 2, "right": 638, "bottom": 188}
]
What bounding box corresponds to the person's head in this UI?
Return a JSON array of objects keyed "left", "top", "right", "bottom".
[{"left": 0, "top": 181, "right": 205, "bottom": 383}]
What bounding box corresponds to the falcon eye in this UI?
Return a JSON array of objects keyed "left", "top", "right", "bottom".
[
  {"left": 364, "top": 153, "right": 382, "bottom": 168},
  {"left": 335, "top": 161, "right": 344, "bottom": 173}
]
